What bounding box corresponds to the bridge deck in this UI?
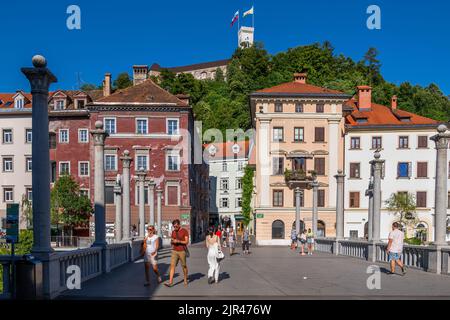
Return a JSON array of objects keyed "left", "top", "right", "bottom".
[{"left": 59, "top": 245, "right": 450, "bottom": 300}]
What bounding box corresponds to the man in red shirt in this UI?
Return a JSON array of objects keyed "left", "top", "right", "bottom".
[{"left": 164, "top": 219, "right": 189, "bottom": 287}]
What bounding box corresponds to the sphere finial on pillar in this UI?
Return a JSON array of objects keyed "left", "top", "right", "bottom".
[
  {"left": 374, "top": 151, "right": 381, "bottom": 159},
  {"left": 95, "top": 120, "right": 103, "bottom": 129},
  {"left": 437, "top": 124, "right": 448, "bottom": 133},
  {"left": 32, "top": 55, "right": 47, "bottom": 68},
  {"left": 123, "top": 150, "right": 130, "bottom": 156}
]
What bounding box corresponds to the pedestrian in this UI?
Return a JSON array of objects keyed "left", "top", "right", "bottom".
[
  {"left": 142, "top": 226, "right": 162, "bottom": 287},
  {"left": 290, "top": 228, "right": 298, "bottom": 250},
  {"left": 306, "top": 228, "right": 314, "bottom": 255},
  {"left": 242, "top": 228, "right": 250, "bottom": 254},
  {"left": 386, "top": 222, "right": 407, "bottom": 276},
  {"left": 228, "top": 227, "right": 236, "bottom": 256},
  {"left": 131, "top": 224, "right": 138, "bottom": 239},
  {"left": 222, "top": 227, "right": 228, "bottom": 248},
  {"left": 206, "top": 227, "right": 221, "bottom": 284},
  {"left": 164, "top": 219, "right": 189, "bottom": 287},
  {"left": 216, "top": 226, "right": 222, "bottom": 242},
  {"left": 299, "top": 230, "right": 307, "bottom": 256}
]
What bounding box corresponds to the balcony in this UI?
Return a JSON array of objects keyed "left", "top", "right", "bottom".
[{"left": 284, "top": 169, "right": 317, "bottom": 189}]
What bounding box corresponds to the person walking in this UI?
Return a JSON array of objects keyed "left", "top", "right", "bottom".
[
  {"left": 290, "top": 228, "right": 298, "bottom": 250},
  {"left": 242, "top": 228, "right": 250, "bottom": 255},
  {"left": 206, "top": 227, "right": 221, "bottom": 284},
  {"left": 299, "top": 230, "right": 307, "bottom": 256},
  {"left": 222, "top": 227, "right": 228, "bottom": 248},
  {"left": 306, "top": 228, "right": 314, "bottom": 255},
  {"left": 142, "top": 226, "right": 162, "bottom": 287},
  {"left": 386, "top": 222, "right": 407, "bottom": 276},
  {"left": 216, "top": 226, "right": 222, "bottom": 243},
  {"left": 164, "top": 219, "right": 189, "bottom": 287},
  {"left": 228, "top": 227, "right": 236, "bottom": 256}
]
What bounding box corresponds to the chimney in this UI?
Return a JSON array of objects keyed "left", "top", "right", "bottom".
[
  {"left": 133, "top": 65, "right": 148, "bottom": 86},
  {"left": 103, "top": 73, "right": 111, "bottom": 97},
  {"left": 391, "top": 95, "right": 398, "bottom": 110},
  {"left": 176, "top": 94, "right": 190, "bottom": 106},
  {"left": 357, "top": 85, "right": 372, "bottom": 110},
  {"left": 293, "top": 73, "right": 307, "bottom": 84}
]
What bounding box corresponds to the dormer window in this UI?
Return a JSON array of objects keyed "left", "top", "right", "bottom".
[
  {"left": 15, "top": 98, "right": 24, "bottom": 109},
  {"left": 76, "top": 99, "right": 86, "bottom": 109},
  {"left": 55, "top": 100, "right": 65, "bottom": 110}
]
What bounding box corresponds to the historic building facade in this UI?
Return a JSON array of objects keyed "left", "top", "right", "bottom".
[{"left": 250, "top": 74, "right": 351, "bottom": 245}]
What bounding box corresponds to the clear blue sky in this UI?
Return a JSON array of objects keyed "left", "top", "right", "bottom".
[{"left": 0, "top": 0, "right": 449, "bottom": 94}]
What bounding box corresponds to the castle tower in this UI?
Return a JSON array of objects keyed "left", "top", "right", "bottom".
[{"left": 238, "top": 26, "right": 254, "bottom": 48}]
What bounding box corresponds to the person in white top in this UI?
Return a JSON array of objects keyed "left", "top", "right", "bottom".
[
  {"left": 142, "top": 226, "right": 162, "bottom": 286},
  {"left": 206, "top": 227, "right": 221, "bottom": 284},
  {"left": 386, "top": 222, "right": 406, "bottom": 276}
]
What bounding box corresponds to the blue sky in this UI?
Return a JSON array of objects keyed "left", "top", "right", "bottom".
[{"left": 0, "top": 0, "right": 449, "bottom": 94}]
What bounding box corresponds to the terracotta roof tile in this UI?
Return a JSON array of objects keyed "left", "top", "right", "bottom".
[
  {"left": 254, "top": 81, "right": 347, "bottom": 96},
  {"left": 204, "top": 140, "right": 251, "bottom": 161}
]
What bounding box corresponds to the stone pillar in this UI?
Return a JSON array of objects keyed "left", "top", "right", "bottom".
[
  {"left": 114, "top": 176, "right": 122, "bottom": 243},
  {"left": 311, "top": 180, "right": 319, "bottom": 237},
  {"left": 366, "top": 184, "right": 374, "bottom": 241},
  {"left": 22, "top": 55, "right": 57, "bottom": 254},
  {"left": 295, "top": 187, "right": 301, "bottom": 236},
  {"left": 136, "top": 170, "right": 146, "bottom": 237},
  {"left": 370, "top": 152, "right": 385, "bottom": 242},
  {"left": 91, "top": 121, "right": 108, "bottom": 247},
  {"left": 148, "top": 181, "right": 156, "bottom": 226},
  {"left": 156, "top": 188, "right": 163, "bottom": 237},
  {"left": 431, "top": 125, "right": 450, "bottom": 246},
  {"left": 334, "top": 170, "right": 345, "bottom": 240},
  {"left": 120, "top": 150, "right": 132, "bottom": 240}
]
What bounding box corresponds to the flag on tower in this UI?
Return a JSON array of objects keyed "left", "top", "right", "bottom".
[
  {"left": 243, "top": 6, "right": 254, "bottom": 18},
  {"left": 231, "top": 10, "right": 239, "bottom": 27}
]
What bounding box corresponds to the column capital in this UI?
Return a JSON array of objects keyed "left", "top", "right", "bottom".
[
  {"left": 431, "top": 125, "right": 450, "bottom": 150},
  {"left": 148, "top": 180, "right": 156, "bottom": 188},
  {"left": 114, "top": 184, "right": 122, "bottom": 195},
  {"left": 136, "top": 170, "right": 147, "bottom": 182},
  {"left": 90, "top": 121, "right": 108, "bottom": 146},
  {"left": 156, "top": 188, "right": 163, "bottom": 195},
  {"left": 21, "top": 55, "right": 57, "bottom": 94},
  {"left": 369, "top": 151, "right": 385, "bottom": 169},
  {"left": 120, "top": 150, "right": 133, "bottom": 168},
  {"left": 334, "top": 169, "right": 346, "bottom": 181}
]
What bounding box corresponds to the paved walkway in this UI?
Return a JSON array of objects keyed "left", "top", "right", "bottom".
[{"left": 60, "top": 244, "right": 450, "bottom": 300}]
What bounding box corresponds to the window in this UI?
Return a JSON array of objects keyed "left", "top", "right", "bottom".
[
  {"left": 167, "top": 152, "right": 180, "bottom": 171},
  {"left": 220, "top": 179, "right": 229, "bottom": 191},
  {"left": 273, "top": 127, "right": 284, "bottom": 142},
  {"left": 25, "top": 129, "right": 32, "bottom": 144},
  {"left": 238, "top": 162, "right": 244, "bottom": 171},
  {"left": 349, "top": 192, "right": 360, "bottom": 208},
  {"left": 222, "top": 162, "right": 228, "bottom": 172},
  {"left": 293, "top": 190, "right": 305, "bottom": 207},
  {"left": 2, "top": 129, "right": 12, "bottom": 144},
  {"left": 350, "top": 137, "right": 361, "bottom": 150},
  {"left": 104, "top": 118, "right": 116, "bottom": 134},
  {"left": 76, "top": 100, "right": 86, "bottom": 109},
  {"left": 316, "top": 104, "right": 324, "bottom": 113},
  {"left": 318, "top": 190, "right": 325, "bottom": 207},
  {"left": 399, "top": 136, "right": 409, "bottom": 149},
  {"left": 349, "top": 163, "right": 361, "bottom": 179},
  {"left": 3, "top": 188, "right": 13, "bottom": 202},
  {"left": 236, "top": 178, "right": 243, "bottom": 190},
  {"left": 417, "top": 162, "right": 428, "bottom": 178},
  {"left": 295, "top": 104, "right": 304, "bottom": 113},
  {"left": 26, "top": 157, "right": 32, "bottom": 172},
  {"left": 105, "top": 155, "right": 117, "bottom": 171},
  {"left": 350, "top": 230, "right": 359, "bottom": 239},
  {"left": 80, "top": 189, "right": 89, "bottom": 198},
  {"left": 397, "top": 162, "right": 411, "bottom": 178},
  {"left": 294, "top": 127, "right": 304, "bottom": 142},
  {"left": 275, "top": 103, "right": 283, "bottom": 113},
  {"left": 416, "top": 192, "right": 427, "bottom": 208},
  {"left": 51, "top": 162, "right": 56, "bottom": 183},
  {"left": 26, "top": 188, "right": 32, "bottom": 202},
  {"left": 293, "top": 158, "right": 307, "bottom": 172},
  {"left": 236, "top": 197, "right": 243, "bottom": 208},
  {"left": 136, "top": 155, "right": 148, "bottom": 171},
  {"left": 167, "top": 185, "right": 179, "bottom": 206},
  {"left": 273, "top": 190, "right": 284, "bottom": 207},
  {"left": 105, "top": 186, "right": 114, "bottom": 204},
  {"left": 55, "top": 100, "right": 65, "bottom": 110},
  {"left": 273, "top": 157, "right": 284, "bottom": 175},
  {"left": 372, "top": 136, "right": 382, "bottom": 149},
  {"left": 314, "top": 158, "right": 325, "bottom": 176},
  {"left": 272, "top": 220, "right": 285, "bottom": 239},
  {"left": 417, "top": 136, "right": 428, "bottom": 149},
  {"left": 15, "top": 98, "right": 24, "bottom": 109},
  {"left": 3, "top": 157, "right": 13, "bottom": 172},
  {"left": 167, "top": 119, "right": 179, "bottom": 135},
  {"left": 314, "top": 127, "right": 325, "bottom": 142},
  {"left": 79, "top": 162, "right": 89, "bottom": 177},
  {"left": 49, "top": 133, "right": 57, "bottom": 149},
  {"left": 136, "top": 119, "right": 148, "bottom": 134},
  {"left": 78, "top": 129, "right": 89, "bottom": 143},
  {"left": 136, "top": 186, "right": 150, "bottom": 205},
  {"left": 59, "top": 162, "right": 70, "bottom": 175},
  {"left": 220, "top": 198, "right": 229, "bottom": 208},
  {"left": 59, "top": 129, "right": 69, "bottom": 143}
]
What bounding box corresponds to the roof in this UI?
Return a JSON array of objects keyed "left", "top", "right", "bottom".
[
  {"left": 0, "top": 92, "right": 32, "bottom": 109},
  {"left": 345, "top": 99, "right": 438, "bottom": 128},
  {"left": 93, "top": 78, "right": 188, "bottom": 107},
  {"left": 150, "top": 59, "right": 230, "bottom": 73},
  {"left": 252, "top": 81, "right": 351, "bottom": 98},
  {"left": 204, "top": 140, "right": 251, "bottom": 161}
]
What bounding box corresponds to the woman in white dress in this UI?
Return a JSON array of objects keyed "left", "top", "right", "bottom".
[
  {"left": 206, "top": 227, "right": 221, "bottom": 284},
  {"left": 142, "top": 226, "right": 162, "bottom": 287}
]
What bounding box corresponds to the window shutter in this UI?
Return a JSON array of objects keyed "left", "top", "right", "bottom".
[{"left": 408, "top": 162, "right": 412, "bottom": 178}]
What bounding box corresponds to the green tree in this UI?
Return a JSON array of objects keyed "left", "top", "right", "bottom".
[
  {"left": 362, "top": 47, "right": 382, "bottom": 85},
  {"left": 241, "top": 166, "right": 255, "bottom": 226},
  {"left": 385, "top": 192, "right": 418, "bottom": 237},
  {"left": 80, "top": 83, "right": 99, "bottom": 91},
  {"left": 20, "top": 194, "right": 33, "bottom": 229},
  {"left": 113, "top": 72, "right": 133, "bottom": 90}
]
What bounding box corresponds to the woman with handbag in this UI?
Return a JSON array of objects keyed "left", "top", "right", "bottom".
[
  {"left": 206, "top": 227, "right": 222, "bottom": 284},
  {"left": 142, "top": 226, "right": 162, "bottom": 287}
]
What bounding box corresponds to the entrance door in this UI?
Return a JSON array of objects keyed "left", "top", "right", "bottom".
[{"left": 236, "top": 221, "right": 244, "bottom": 236}]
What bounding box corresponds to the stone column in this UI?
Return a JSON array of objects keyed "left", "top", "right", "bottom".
[
  {"left": 431, "top": 125, "right": 450, "bottom": 246},
  {"left": 334, "top": 170, "right": 345, "bottom": 240},
  {"left": 311, "top": 180, "right": 319, "bottom": 237},
  {"left": 136, "top": 170, "right": 146, "bottom": 237},
  {"left": 295, "top": 187, "right": 301, "bottom": 236},
  {"left": 114, "top": 176, "right": 122, "bottom": 243},
  {"left": 370, "top": 152, "right": 385, "bottom": 242},
  {"left": 120, "top": 150, "right": 132, "bottom": 240},
  {"left": 91, "top": 121, "right": 108, "bottom": 247},
  {"left": 148, "top": 181, "right": 156, "bottom": 226},
  {"left": 156, "top": 188, "right": 163, "bottom": 237},
  {"left": 22, "top": 55, "right": 57, "bottom": 254},
  {"left": 366, "top": 184, "right": 374, "bottom": 241}
]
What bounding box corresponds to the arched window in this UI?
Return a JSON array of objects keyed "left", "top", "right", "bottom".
[
  {"left": 292, "top": 220, "right": 305, "bottom": 232},
  {"left": 317, "top": 220, "right": 326, "bottom": 238},
  {"left": 272, "top": 220, "right": 285, "bottom": 239},
  {"left": 414, "top": 222, "right": 428, "bottom": 242}
]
